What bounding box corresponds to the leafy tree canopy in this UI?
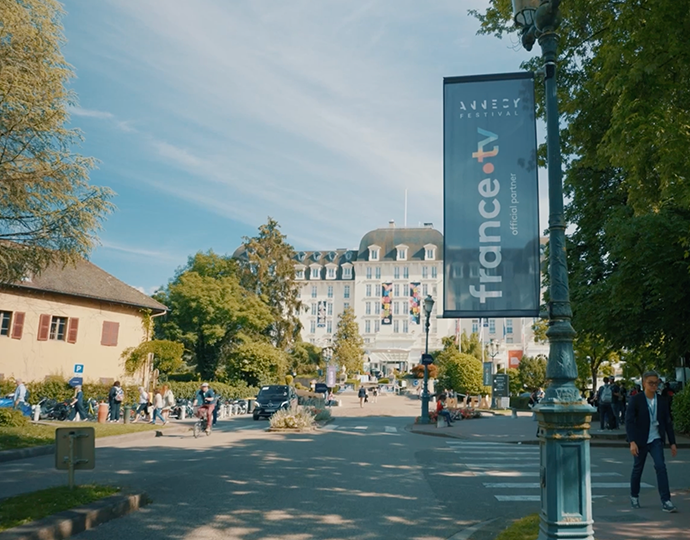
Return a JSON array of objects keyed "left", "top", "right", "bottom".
[
  {"left": 0, "top": 0, "right": 114, "bottom": 283},
  {"left": 436, "top": 347, "right": 486, "bottom": 395},
  {"left": 237, "top": 218, "right": 301, "bottom": 350},
  {"left": 289, "top": 341, "right": 323, "bottom": 375},
  {"left": 222, "top": 333, "right": 288, "bottom": 387},
  {"left": 518, "top": 356, "right": 547, "bottom": 391},
  {"left": 121, "top": 340, "right": 185, "bottom": 376},
  {"left": 332, "top": 307, "right": 364, "bottom": 375}
]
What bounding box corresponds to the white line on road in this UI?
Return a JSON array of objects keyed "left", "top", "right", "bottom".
[
  {"left": 384, "top": 426, "right": 397, "bottom": 433},
  {"left": 322, "top": 424, "right": 339, "bottom": 430},
  {"left": 468, "top": 472, "right": 621, "bottom": 477},
  {"left": 495, "top": 495, "right": 606, "bottom": 502},
  {"left": 484, "top": 482, "right": 653, "bottom": 489},
  {"left": 353, "top": 426, "right": 367, "bottom": 430},
  {"left": 452, "top": 450, "right": 539, "bottom": 455}
]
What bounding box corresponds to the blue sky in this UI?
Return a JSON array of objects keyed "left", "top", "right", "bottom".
[{"left": 60, "top": 0, "right": 545, "bottom": 294}]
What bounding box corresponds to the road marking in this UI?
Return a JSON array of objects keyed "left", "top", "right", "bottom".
[
  {"left": 353, "top": 426, "right": 367, "bottom": 430},
  {"left": 384, "top": 426, "right": 398, "bottom": 433},
  {"left": 446, "top": 441, "right": 534, "bottom": 447},
  {"left": 467, "top": 463, "right": 540, "bottom": 468},
  {"left": 468, "top": 472, "right": 621, "bottom": 477},
  {"left": 484, "top": 482, "right": 653, "bottom": 489},
  {"left": 322, "top": 424, "right": 339, "bottom": 430},
  {"left": 447, "top": 518, "right": 497, "bottom": 540},
  {"left": 495, "top": 495, "right": 606, "bottom": 502},
  {"left": 452, "top": 450, "right": 539, "bottom": 456}
]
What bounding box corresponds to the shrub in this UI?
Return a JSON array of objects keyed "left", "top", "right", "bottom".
[
  {"left": 167, "top": 381, "right": 259, "bottom": 401},
  {"left": 311, "top": 407, "right": 332, "bottom": 422},
  {"left": 285, "top": 375, "right": 294, "bottom": 385},
  {"left": 672, "top": 389, "right": 690, "bottom": 434},
  {"left": 166, "top": 373, "right": 200, "bottom": 382},
  {"left": 510, "top": 396, "right": 531, "bottom": 411},
  {"left": 269, "top": 405, "right": 315, "bottom": 430},
  {"left": 299, "top": 397, "right": 326, "bottom": 408},
  {"left": 0, "top": 408, "right": 30, "bottom": 427},
  {"left": 378, "top": 378, "right": 390, "bottom": 384}
]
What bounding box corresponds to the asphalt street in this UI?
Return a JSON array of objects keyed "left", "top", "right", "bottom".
[{"left": 1, "top": 395, "right": 689, "bottom": 539}]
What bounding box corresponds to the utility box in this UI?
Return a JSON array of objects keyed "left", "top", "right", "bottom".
[{"left": 55, "top": 427, "right": 95, "bottom": 471}]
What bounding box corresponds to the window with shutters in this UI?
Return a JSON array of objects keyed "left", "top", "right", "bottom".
[
  {"left": 1, "top": 311, "right": 25, "bottom": 340},
  {"left": 101, "top": 321, "right": 120, "bottom": 346}
]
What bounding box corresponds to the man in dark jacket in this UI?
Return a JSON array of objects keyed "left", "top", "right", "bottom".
[{"left": 625, "top": 371, "right": 678, "bottom": 513}]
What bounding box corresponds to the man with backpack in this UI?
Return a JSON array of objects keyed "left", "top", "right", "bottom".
[
  {"left": 108, "top": 381, "right": 124, "bottom": 422},
  {"left": 597, "top": 377, "right": 616, "bottom": 430}
]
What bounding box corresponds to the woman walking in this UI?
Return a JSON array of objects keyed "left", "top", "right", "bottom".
[
  {"left": 69, "top": 385, "right": 88, "bottom": 421},
  {"left": 150, "top": 388, "right": 167, "bottom": 425},
  {"left": 108, "top": 381, "right": 124, "bottom": 422},
  {"left": 161, "top": 385, "right": 175, "bottom": 421},
  {"left": 132, "top": 386, "right": 149, "bottom": 423}
]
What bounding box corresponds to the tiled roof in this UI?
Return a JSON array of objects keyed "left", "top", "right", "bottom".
[{"left": 4, "top": 258, "right": 167, "bottom": 312}]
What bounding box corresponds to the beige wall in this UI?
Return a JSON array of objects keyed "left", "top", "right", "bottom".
[{"left": 0, "top": 289, "right": 150, "bottom": 383}]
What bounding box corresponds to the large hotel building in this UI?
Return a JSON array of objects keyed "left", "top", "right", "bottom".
[{"left": 290, "top": 222, "right": 547, "bottom": 376}]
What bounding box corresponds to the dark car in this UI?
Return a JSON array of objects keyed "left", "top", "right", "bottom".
[{"left": 253, "top": 385, "right": 298, "bottom": 420}]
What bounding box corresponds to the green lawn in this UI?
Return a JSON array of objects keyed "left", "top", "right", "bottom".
[
  {"left": 0, "top": 484, "right": 120, "bottom": 532},
  {"left": 0, "top": 422, "right": 164, "bottom": 451},
  {"left": 495, "top": 514, "right": 539, "bottom": 540}
]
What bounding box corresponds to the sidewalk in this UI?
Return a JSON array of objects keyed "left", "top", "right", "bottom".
[{"left": 410, "top": 415, "right": 690, "bottom": 540}]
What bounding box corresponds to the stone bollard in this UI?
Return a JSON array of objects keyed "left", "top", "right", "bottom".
[
  {"left": 33, "top": 404, "right": 40, "bottom": 422},
  {"left": 511, "top": 407, "right": 518, "bottom": 419}
]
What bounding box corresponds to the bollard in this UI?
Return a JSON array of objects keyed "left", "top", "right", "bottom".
[
  {"left": 511, "top": 407, "right": 518, "bottom": 419},
  {"left": 123, "top": 405, "right": 131, "bottom": 424},
  {"left": 180, "top": 406, "right": 186, "bottom": 420},
  {"left": 33, "top": 404, "right": 40, "bottom": 422},
  {"left": 97, "top": 403, "right": 109, "bottom": 423}
]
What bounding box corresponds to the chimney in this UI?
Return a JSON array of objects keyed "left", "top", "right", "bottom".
[{"left": 389, "top": 220, "right": 395, "bottom": 228}]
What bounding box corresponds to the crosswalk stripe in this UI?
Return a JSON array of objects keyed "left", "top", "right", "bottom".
[
  {"left": 384, "top": 426, "right": 397, "bottom": 433},
  {"left": 484, "top": 482, "right": 653, "bottom": 489},
  {"left": 495, "top": 495, "right": 606, "bottom": 502},
  {"left": 322, "top": 424, "right": 339, "bottom": 430},
  {"left": 469, "top": 472, "right": 621, "bottom": 477},
  {"left": 445, "top": 442, "right": 534, "bottom": 447},
  {"left": 353, "top": 426, "right": 367, "bottom": 430},
  {"left": 452, "top": 450, "right": 538, "bottom": 455}
]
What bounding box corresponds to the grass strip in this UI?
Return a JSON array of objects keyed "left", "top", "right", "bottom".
[
  {"left": 494, "top": 514, "right": 539, "bottom": 540},
  {"left": 0, "top": 422, "right": 164, "bottom": 451},
  {"left": 0, "top": 484, "right": 120, "bottom": 532}
]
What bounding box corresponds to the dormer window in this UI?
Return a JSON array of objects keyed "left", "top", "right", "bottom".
[
  {"left": 328, "top": 251, "right": 337, "bottom": 262},
  {"left": 325, "top": 264, "right": 337, "bottom": 280},
  {"left": 296, "top": 251, "right": 306, "bottom": 262},
  {"left": 310, "top": 265, "right": 322, "bottom": 280},
  {"left": 342, "top": 264, "right": 353, "bottom": 279},
  {"left": 313, "top": 251, "right": 322, "bottom": 261},
  {"left": 368, "top": 244, "right": 381, "bottom": 261},
  {"left": 424, "top": 244, "right": 437, "bottom": 261},
  {"left": 396, "top": 244, "right": 408, "bottom": 261},
  {"left": 295, "top": 266, "right": 305, "bottom": 280}
]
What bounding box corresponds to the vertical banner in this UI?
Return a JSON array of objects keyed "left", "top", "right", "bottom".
[
  {"left": 409, "top": 282, "right": 421, "bottom": 324},
  {"left": 317, "top": 301, "right": 326, "bottom": 327},
  {"left": 508, "top": 349, "right": 523, "bottom": 368},
  {"left": 381, "top": 283, "right": 393, "bottom": 325},
  {"left": 483, "top": 362, "right": 493, "bottom": 387},
  {"left": 443, "top": 72, "right": 541, "bottom": 318}
]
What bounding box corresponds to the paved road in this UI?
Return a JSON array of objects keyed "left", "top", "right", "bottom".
[{"left": 1, "top": 395, "right": 688, "bottom": 539}]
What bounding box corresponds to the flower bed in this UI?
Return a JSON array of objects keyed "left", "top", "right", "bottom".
[{"left": 415, "top": 407, "right": 480, "bottom": 424}]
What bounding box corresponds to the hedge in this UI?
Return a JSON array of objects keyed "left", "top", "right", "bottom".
[
  {"left": 510, "top": 396, "right": 531, "bottom": 411},
  {"left": 672, "top": 388, "right": 690, "bottom": 434},
  {"left": 0, "top": 409, "right": 29, "bottom": 427},
  {"left": 0, "top": 377, "right": 258, "bottom": 405}
]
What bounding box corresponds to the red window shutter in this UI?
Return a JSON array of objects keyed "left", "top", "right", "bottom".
[
  {"left": 37, "top": 314, "right": 51, "bottom": 341},
  {"left": 67, "top": 318, "right": 79, "bottom": 344},
  {"left": 11, "top": 312, "right": 25, "bottom": 340},
  {"left": 101, "top": 321, "right": 119, "bottom": 346}
]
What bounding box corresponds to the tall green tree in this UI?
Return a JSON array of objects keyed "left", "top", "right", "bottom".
[
  {"left": 459, "top": 331, "right": 483, "bottom": 362},
  {"left": 237, "top": 218, "right": 302, "bottom": 350},
  {"left": 518, "top": 356, "right": 547, "bottom": 391},
  {"left": 154, "top": 252, "right": 273, "bottom": 380},
  {"left": 222, "top": 334, "right": 288, "bottom": 386},
  {"left": 289, "top": 341, "right": 323, "bottom": 375},
  {"left": 472, "top": 1, "right": 690, "bottom": 371},
  {"left": 436, "top": 347, "right": 485, "bottom": 395},
  {"left": 0, "top": 0, "right": 113, "bottom": 283},
  {"left": 332, "top": 307, "right": 364, "bottom": 375}
]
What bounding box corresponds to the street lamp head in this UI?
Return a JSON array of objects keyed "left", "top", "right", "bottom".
[
  {"left": 423, "top": 295, "right": 435, "bottom": 317},
  {"left": 512, "top": 0, "right": 540, "bottom": 28}
]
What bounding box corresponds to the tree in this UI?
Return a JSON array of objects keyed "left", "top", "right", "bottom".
[
  {"left": 0, "top": 0, "right": 113, "bottom": 283},
  {"left": 532, "top": 320, "right": 548, "bottom": 344},
  {"left": 471, "top": 0, "right": 690, "bottom": 376},
  {"left": 289, "top": 341, "right": 323, "bottom": 375},
  {"left": 222, "top": 334, "right": 288, "bottom": 386},
  {"left": 121, "top": 340, "right": 185, "bottom": 376},
  {"left": 436, "top": 349, "right": 485, "bottom": 395},
  {"left": 154, "top": 255, "right": 273, "bottom": 380},
  {"left": 332, "top": 307, "right": 364, "bottom": 374},
  {"left": 518, "top": 356, "right": 547, "bottom": 391},
  {"left": 459, "top": 331, "right": 483, "bottom": 362},
  {"left": 237, "top": 218, "right": 301, "bottom": 350},
  {"left": 573, "top": 333, "right": 619, "bottom": 393}
]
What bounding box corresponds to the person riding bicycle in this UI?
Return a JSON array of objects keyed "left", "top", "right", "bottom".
[{"left": 194, "top": 383, "right": 215, "bottom": 434}]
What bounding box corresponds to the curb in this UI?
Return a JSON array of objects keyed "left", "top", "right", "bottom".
[
  {"left": 0, "top": 445, "right": 54, "bottom": 463},
  {"left": 0, "top": 492, "right": 150, "bottom": 540}
]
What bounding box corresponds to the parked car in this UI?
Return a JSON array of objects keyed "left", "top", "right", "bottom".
[
  {"left": 0, "top": 394, "right": 32, "bottom": 417},
  {"left": 253, "top": 385, "right": 298, "bottom": 420}
]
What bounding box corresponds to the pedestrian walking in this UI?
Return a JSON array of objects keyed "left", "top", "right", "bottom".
[
  {"left": 132, "top": 386, "right": 149, "bottom": 423},
  {"left": 12, "top": 379, "right": 28, "bottom": 409},
  {"left": 358, "top": 386, "right": 367, "bottom": 408},
  {"left": 626, "top": 371, "right": 678, "bottom": 513},
  {"left": 596, "top": 377, "right": 616, "bottom": 430},
  {"left": 150, "top": 388, "right": 167, "bottom": 425},
  {"left": 68, "top": 385, "right": 88, "bottom": 421},
  {"left": 108, "top": 381, "right": 124, "bottom": 422},
  {"left": 161, "top": 385, "right": 175, "bottom": 421},
  {"left": 372, "top": 387, "right": 378, "bottom": 403}
]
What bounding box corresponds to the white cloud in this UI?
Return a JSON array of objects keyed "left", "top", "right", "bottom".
[
  {"left": 69, "top": 106, "right": 114, "bottom": 119},
  {"left": 100, "top": 240, "right": 180, "bottom": 262}
]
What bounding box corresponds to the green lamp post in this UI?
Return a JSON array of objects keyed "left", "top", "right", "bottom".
[
  {"left": 512, "top": 1, "right": 595, "bottom": 539},
  {"left": 419, "top": 294, "right": 435, "bottom": 424}
]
